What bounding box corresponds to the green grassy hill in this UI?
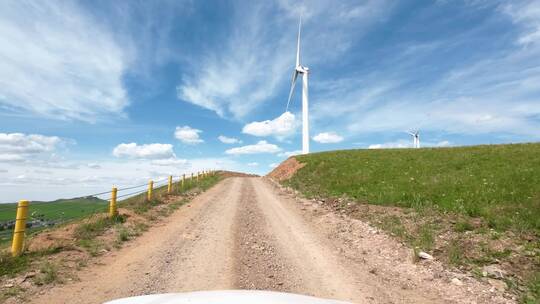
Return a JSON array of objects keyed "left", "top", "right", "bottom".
[
  {"left": 282, "top": 143, "right": 540, "bottom": 302},
  {"left": 287, "top": 143, "right": 540, "bottom": 234}
]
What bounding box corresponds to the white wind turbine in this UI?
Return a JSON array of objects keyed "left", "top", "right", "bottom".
[
  {"left": 286, "top": 17, "right": 310, "bottom": 155},
  {"left": 407, "top": 130, "right": 420, "bottom": 148}
]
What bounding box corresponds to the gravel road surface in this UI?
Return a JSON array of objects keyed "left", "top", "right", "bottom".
[{"left": 29, "top": 177, "right": 511, "bottom": 304}]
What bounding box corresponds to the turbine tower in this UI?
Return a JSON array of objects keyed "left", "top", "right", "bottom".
[
  {"left": 407, "top": 130, "right": 420, "bottom": 148},
  {"left": 286, "top": 17, "right": 310, "bottom": 155}
]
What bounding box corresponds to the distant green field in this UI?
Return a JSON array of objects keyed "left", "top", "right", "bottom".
[
  {"left": 0, "top": 197, "right": 108, "bottom": 244},
  {"left": 0, "top": 197, "right": 108, "bottom": 222},
  {"left": 287, "top": 143, "right": 540, "bottom": 234}
]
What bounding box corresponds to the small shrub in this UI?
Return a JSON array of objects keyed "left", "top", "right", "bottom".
[
  {"left": 77, "top": 239, "right": 102, "bottom": 257},
  {"left": 34, "top": 262, "right": 59, "bottom": 285},
  {"left": 448, "top": 240, "right": 464, "bottom": 266},
  {"left": 0, "top": 252, "right": 30, "bottom": 277},
  {"left": 74, "top": 215, "right": 125, "bottom": 240},
  {"left": 379, "top": 215, "right": 409, "bottom": 240},
  {"left": 117, "top": 227, "right": 129, "bottom": 242},
  {"left": 416, "top": 225, "right": 435, "bottom": 250},
  {"left": 521, "top": 272, "right": 540, "bottom": 304},
  {"left": 0, "top": 286, "right": 25, "bottom": 301},
  {"left": 455, "top": 220, "right": 474, "bottom": 232}
]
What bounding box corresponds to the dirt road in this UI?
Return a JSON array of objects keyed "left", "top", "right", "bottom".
[{"left": 29, "top": 177, "right": 511, "bottom": 304}]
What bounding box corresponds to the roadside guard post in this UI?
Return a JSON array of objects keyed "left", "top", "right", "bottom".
[
  {"left": 109, "top": 187, "right": 118, "bottom": 218},
  {"left": 147, "top": 180, "right": 153, "bottom": 201},
  {"left": 168, "top": 175, "right": 172, "bottom": 194},
  {"left": 11, "top": 200, "right": 29, "bottom": 257}
]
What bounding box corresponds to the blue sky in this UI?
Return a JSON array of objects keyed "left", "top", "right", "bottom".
[{"left": 1, "top": 0, "right": 539, "bottom": 202}]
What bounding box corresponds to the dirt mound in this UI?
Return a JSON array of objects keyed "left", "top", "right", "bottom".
[
  {"left": 26, "top": 208, "right": 146, "bottom": 252},
  {"left": 27, "top": 223, "right": 78, "bottom": 252},
  {"left": 266, "top": 157, "right": 305, "bottom": 181}
]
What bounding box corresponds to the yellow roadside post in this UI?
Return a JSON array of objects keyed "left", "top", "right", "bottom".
[
  {"left": 147, "top": 180, "right": 153, "bottom": 201},
  {"left": 11, "top": 200, "right": 29, "bottom": 257},
  {"left": 109, "top": 187, "right": 118, "bottom": 218},
  {"left": 167, "top": 175, "right": 172, "bottom": 194}
]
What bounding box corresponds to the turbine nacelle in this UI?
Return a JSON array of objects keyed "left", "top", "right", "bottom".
[{"left": 296, "top": 65, "right": 309, "bottom": 73}]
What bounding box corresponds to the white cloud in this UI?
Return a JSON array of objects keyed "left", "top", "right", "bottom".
[
  {"left": 0, "top": 133, "right": 62, "bottom": 163},
  {"left": 503, "top": 1, "right": 540, "bottom": 46},
  {"left": 87, "top": 163, "right": 101, "bottom": 169},
  {"left": 0, "top": 133, "right": 61, "bottom": 153},
  {"left": 269, "top": 163, "right": 278, "bottom": 168},
  {"left": 151, "top": 158, "right": 189, "bottom": 167},
  {"left": 174, "top": 126, "right": 204, "bottom": 144},
  {"left": 313, "top": 132, "right": 344, "bottom": 143},
  {"left": 436, "top": 140, "right": 451, "bottom": 147},
  {"left": 368, "top": 140, "right": 410, "bottom": 149},
  {"left": 218, "top": 135, "right": 242, "bottom": 144},
  {"left": 278, "top": 150, "right": 302, "bottom": 157},
  {"left": 243, "top": 112, "right": 297, "bottom": 139},
  {"left": 0, "top": 2, "right": 129, "bottom": 121},
  {"left": 247, "top": 162, "right": 259, "bottom": 167},
  {"left": 225, "top": 141, "right": 282, "bottom": 155},
  {"left": 112, "top": 143, "right": 175, "bottom": 159},
  {"left": 0, "top": 154, "right": 24, "bottom": 162}
]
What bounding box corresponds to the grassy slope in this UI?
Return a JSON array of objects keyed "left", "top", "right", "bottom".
[{"left": 287, "top": 143, "right": 540, "bottom": 234}]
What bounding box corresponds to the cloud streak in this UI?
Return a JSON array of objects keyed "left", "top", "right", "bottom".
[
  {"left": 0, "top": 1, "right": 129, "bottom": 121},
  {"left": 177, "top": 1, "right": 390, "bottom": 120}
]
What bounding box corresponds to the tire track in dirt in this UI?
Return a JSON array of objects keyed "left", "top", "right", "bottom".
[{"left": 232, "top": 178, "right": 305, "bottom": 292}]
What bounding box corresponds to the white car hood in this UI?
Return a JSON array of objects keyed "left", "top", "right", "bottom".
[{"left": 104, "top": 290, "right": 352, "bottom": 304}]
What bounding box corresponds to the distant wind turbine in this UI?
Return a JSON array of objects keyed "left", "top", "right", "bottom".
[
  {"left": 407, "top": 130, "right": 420, "bottom": 148},
  {"left": 286, "top": 16, "right": 310, "bottom": 155}
]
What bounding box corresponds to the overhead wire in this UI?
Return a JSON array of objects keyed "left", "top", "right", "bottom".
[
  {"left": 116, "top": 188, "right": 148, "bottom": 200},
  {"left": 1, "top": 172, "right": 206, "bottom": 228}
]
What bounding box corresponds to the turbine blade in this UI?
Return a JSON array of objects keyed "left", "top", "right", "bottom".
[
  {"left": 286, "top": 70, "right": 299, "bottom": 112},
  {"left": 296, "top": 16, "right": 302, "bottom": 67}
]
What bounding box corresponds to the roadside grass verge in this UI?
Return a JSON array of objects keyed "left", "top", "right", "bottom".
[{"left": 281, "top": 143, "right": 540, "bottom": 300}]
